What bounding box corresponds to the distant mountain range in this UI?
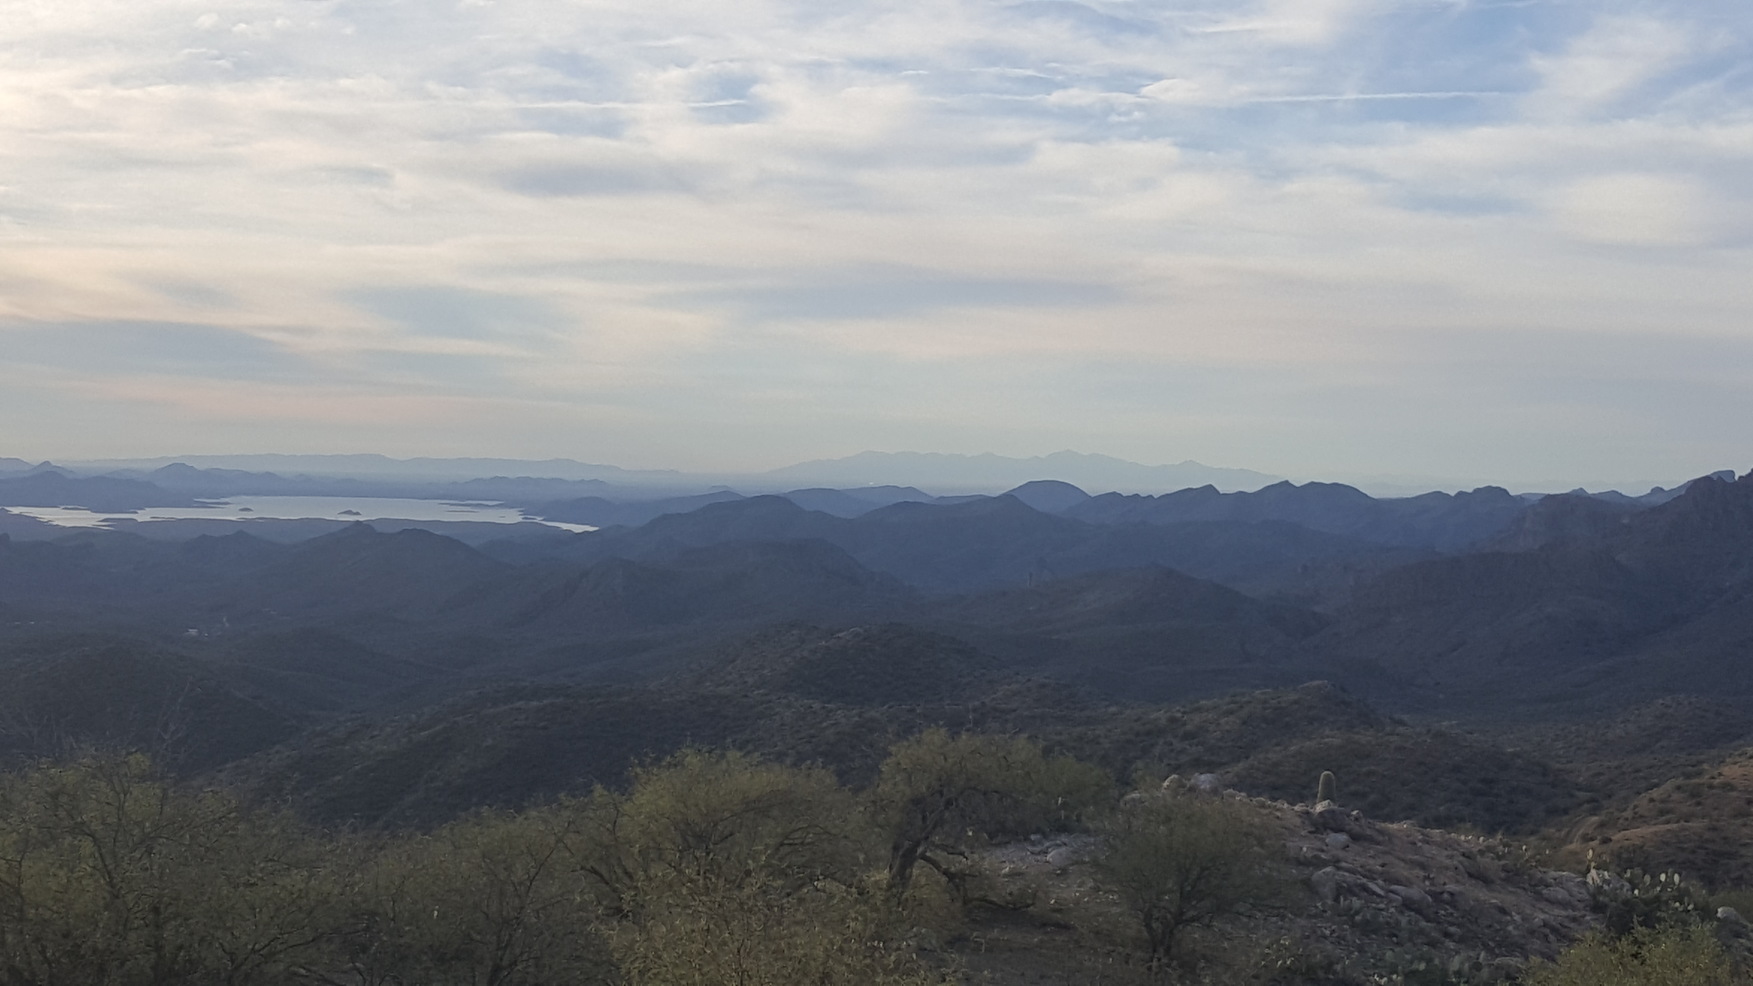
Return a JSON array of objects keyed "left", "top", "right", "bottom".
[
  {"left": 6, "top": 465, "right": 1747, "bottom": 701},
  {"left": 15, "top": 449, "right": 1279, "bottom": 496},
  {"left": 6, "top": 449, "right": 1723, "bottom": 503},
  {"left": 757, "top": 450, "right": 1282, "bottom": 493},
  {"left": 41, "top": 453, "right": 685, "bottom": 486}
]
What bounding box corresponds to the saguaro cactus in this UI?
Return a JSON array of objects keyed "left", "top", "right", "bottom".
[{"left": 1316, "top": 770, "right": 1337, "bottom": 805}]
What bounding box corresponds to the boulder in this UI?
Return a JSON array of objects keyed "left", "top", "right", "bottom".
[
  {"left": 1312, "top": 801, "right": 1348, "bottom": 832},
  {"left": 1311, "top": 866, "right": 1340, "bottom": 903},
  {"left": 1541, "top": 873, "right": 1591, "bottom": 908},
  {"left": 1389, "top": 884, "right": 1436, "bottom": 918},
  {"left": 1585, "top": 868, "right": 1630, "bottom": 896}
]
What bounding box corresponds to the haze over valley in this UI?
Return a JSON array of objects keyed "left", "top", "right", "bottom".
[{"left": 5, "top": 447, "right": 1752, "bottom": 806}]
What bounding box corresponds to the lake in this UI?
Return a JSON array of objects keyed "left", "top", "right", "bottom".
[{"left": 3, "top": 495, "right": 596, "bottom": 533}]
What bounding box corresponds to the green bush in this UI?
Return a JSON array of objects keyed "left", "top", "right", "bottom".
[
  {"left": 569, "top": 748, "right": 868, "bottom": 907},
  {"left": 575, "top": 748, "right": 942, "bottom": 986},
  {"left": 871, "top": 728, "right": 1110, "bottom": 901},
  {"left": 1521, "top": 923, "right": 1739, "bottom": 986},
  {"left": 612, "top": 876, "right": 946, "bottom": 986},
  {"left": 0, "top": 754, "right": 339, "bottom": 986},
  {"left": 343, "top": 806, "right": 611, "bottom": 986},
  {"left": 0, "top": 741, "right": 1100, "bottom": 986},
  {"left": 1093, "top": 790, "right": 1286, "bottom": 972}
]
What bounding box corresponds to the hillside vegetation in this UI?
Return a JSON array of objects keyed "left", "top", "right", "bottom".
[{"left": 4, "top": 466, "right": 1753, "bottom": 982}]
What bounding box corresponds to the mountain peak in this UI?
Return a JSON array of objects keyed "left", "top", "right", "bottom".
[{"left": 1002, "top": 479, "right": 1091, "bottom": 513}]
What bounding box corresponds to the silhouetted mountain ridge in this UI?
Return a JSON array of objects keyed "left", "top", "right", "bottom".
[
  {"left": 1300, "top": 469, "right": 1753, "bottom": 713},
  {"left": 1066, "top": 481, "right": 1531, "bottom": 552},
  {"left": 553, "top": 493, "right": 1421, "bottom": 600},
  {"left": 0, "top": 472, "right": 198, "bottom": 512}
]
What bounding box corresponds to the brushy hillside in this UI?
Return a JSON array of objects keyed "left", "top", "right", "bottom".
[{"left": 1559, "top": 749, "right": 1753, "bottom": 890}]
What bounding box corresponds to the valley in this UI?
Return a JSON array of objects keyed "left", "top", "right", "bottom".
[{"left": 3, "top": 459, "right": 1753, "bottom": 982}]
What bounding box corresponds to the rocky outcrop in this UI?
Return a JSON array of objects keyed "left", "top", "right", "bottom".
[
  {"left": 960, "top": 794, "right": 1602, "bottom": 984},
  {"left": 1284, "top": 799, "right": 1595, "bottom": 974}
]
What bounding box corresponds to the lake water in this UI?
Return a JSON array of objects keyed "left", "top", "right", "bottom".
[{"left": 3, "top": 496, "right": 596, "bottom": 533}]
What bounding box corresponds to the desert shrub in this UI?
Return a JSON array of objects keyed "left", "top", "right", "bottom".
[
  {"left": 0, "top": 746, "right": 975, "bottom": 986},
  {"left": 612, "top": 875, "right": 946, "bottom": 986},
  {"left": 1521, "top": 923, "right": 1739, "bottom": 986},
  {"left": 1093, "top": 790, "right": 1286, "bottom": 972},
  {"left": 568, "top": 748, "right": 869, "bottom": 907},
  {"left": 871, "top": 728, "right": 1111, "bottom": 900},
  {"left": 562, "top": 748, "right": 941, "bottom": 986},
  {"left": 342, "top": 806, "right": 611, "bottom": 986},
  {"left": 0, "top": 754, "right": 338, "bottom": 986}
]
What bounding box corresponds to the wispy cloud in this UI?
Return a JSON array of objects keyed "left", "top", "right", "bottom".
[
  {"left": 0, "top": 0, "right": 1749, "bottom": 484},
  {"left": 1528, "top": 14, "right": 1695, "bottom": 116}
]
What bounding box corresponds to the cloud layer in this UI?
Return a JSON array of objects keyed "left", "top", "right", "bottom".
[{"left": 2, "top": 0, "right": 1749, "bottom": 487}]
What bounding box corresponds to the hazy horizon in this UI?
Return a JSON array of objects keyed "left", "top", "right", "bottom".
[{"left": 4, "top": 446, "right": 1735, "bottom": 497}]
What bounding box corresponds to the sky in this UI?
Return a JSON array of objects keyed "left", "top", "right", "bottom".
[{"left": 1, "top": 0, "right": 1750, "bottom": 490}]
